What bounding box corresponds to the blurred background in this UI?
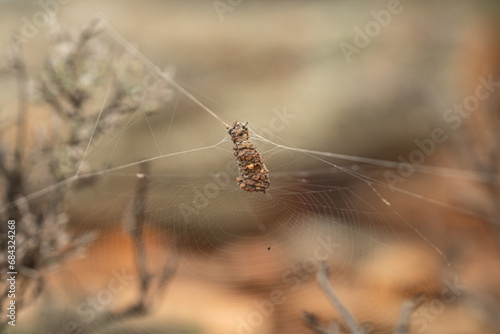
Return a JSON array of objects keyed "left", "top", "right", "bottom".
[{"left": 1, "top": 0, "right": 500, "bottom": 333}]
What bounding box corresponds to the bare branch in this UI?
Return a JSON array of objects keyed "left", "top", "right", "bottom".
[
  {"left": 394, "top": 294, "right": 424, "bottom": 334},
  {"left": 9, "top": 38, "right": 28, "bottom": 174},
  {"left": 39, "top": 77, "right": 66, "bottom": 116},
  {"left": 317, "top": 262, "right": 365, "bottom": 334},
  {"left": 70, "top": 17, "right": 104, "bottom": 68},
  {"left": 81, "top": 162, "right": 181, "bottom": 332},
  {"left": 5, "top": 38, "right": 29, "bottom": 220},
  {"left": 132, "top": 162, "right": 151, "bottom": 306},
  {"left": 0, "top": 147, "right": 8, "bottom": 176},
  {"left": 303, "top": 311, "right": 340, "bottom": 334},
  {"left": 64, "top": 17, "right": 104, "bottom": 110},
  {"left": 151, "top": 225, "right": 181, "bottom": 308}
]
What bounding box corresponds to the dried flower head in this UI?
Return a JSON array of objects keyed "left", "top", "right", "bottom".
[{"left": 227, "top": 121, "right": 270, "bottom": 193}]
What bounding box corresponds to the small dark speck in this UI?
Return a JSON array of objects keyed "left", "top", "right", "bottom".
[{"left": 268, "top": 247, "right": 271, "bottom": 250}]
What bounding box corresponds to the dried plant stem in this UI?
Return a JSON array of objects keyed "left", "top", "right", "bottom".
[
  {"left": 227, "top": 121, "right": 270, "bottom": 193},
  {"left": 317, "top": 262, "right": 365, "bottom": 334},
  {"left": 11, "top": 42, "right": 27, "bottom": 172},
  {"left": 394, "top": 294, "right": 424, "bottom": 334},
  {"left": 303, "top": 311, "right": 340, "bottom": 334},
  {"left": 100, "top": 19, "right": 228, "bottom": 127},
  {"left": 1, "top": 17, "right": 176, "bottom": 333},
  {"left": 132, "top": 162, "right": 151, "bottom": 306},
  {"left": 156, "top": 226, "right": 181, "bottom": 295},
  {"left": 82, "top": 164, "right": 151, "bottom": 331},
  {"left": 87, "top": 162, "right": 180, "bottom": 331},
  {"left": 5, "top": 40, "right": 28, "bottom": 220}
]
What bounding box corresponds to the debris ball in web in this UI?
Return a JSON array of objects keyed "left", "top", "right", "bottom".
[{"left": 227, "top": 121, "right": 270, "bottom": 193}]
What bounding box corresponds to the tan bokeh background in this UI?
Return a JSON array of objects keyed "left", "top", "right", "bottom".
[{"left": 1, "top": 0, "right": 500, "bottom": 333}]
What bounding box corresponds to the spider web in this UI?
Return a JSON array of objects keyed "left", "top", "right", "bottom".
[{"left": 2, "top": 8, "right": 499, "bottom": 334}]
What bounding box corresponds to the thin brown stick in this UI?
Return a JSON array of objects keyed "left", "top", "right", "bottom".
[
  {"left": 65, "top": 18, "right": 103, "bottom": 110},
  {"left": 317, "top": 262, "right": 365, "bottom": 334},
  {"left": 10, "top": 39, "right": 28, "bottom": 175},
  {"left": 83, "top": 162, "right": 182, "bottom": 332},
  {"left": 394, "top": 294, "right": 424, "bottom": 334},
  {"left": 132, "top": 162, "right": 151, "bottom": 306},
  {"left": 153, "top": 226, "right": 181, "bottom": 305},
  {"left": 79, "top": 164, "right": 151, "bottom": 332},
  {"left": 303, "top": 311, "right": 340, "bottom": 334}
]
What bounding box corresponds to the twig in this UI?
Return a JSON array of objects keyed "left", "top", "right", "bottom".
[
  {"left": 5, "top": 38, "right": 28, "bottom": 220},
  {"left": 0, "top": 146, "right": 8, "bottom": 176},
  {"left": 132, "top": 162, "right": 151, "bottom": 306},
  {"left": 153, "top": 229, "right": 181, "bottom": 307},
  {"left": 394, "top": 294, "right": 424, "bottom": 334},
  {"left": 129, "top": 165, "right": 181, "bottom": 309},
  {"left": 10, "top": 39, "right": 28, "bottom": 175},
  {"left": 78, "top": 164, "right": 151, "bottom": 333},
  {"left": 39, "top": 78, "right": 66, "bottom": 116},
  {"left": 82, "top": 162, "right": 182, "bottom": 332},
  {"left": 69, "top": 17, "right": 103, "bottom": 69},
  {"left": 317, "top": 262, "right": 365, "bottom": 334},
  {"left": 66, "top": 17, "right": 103, "bottom": 110}
]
